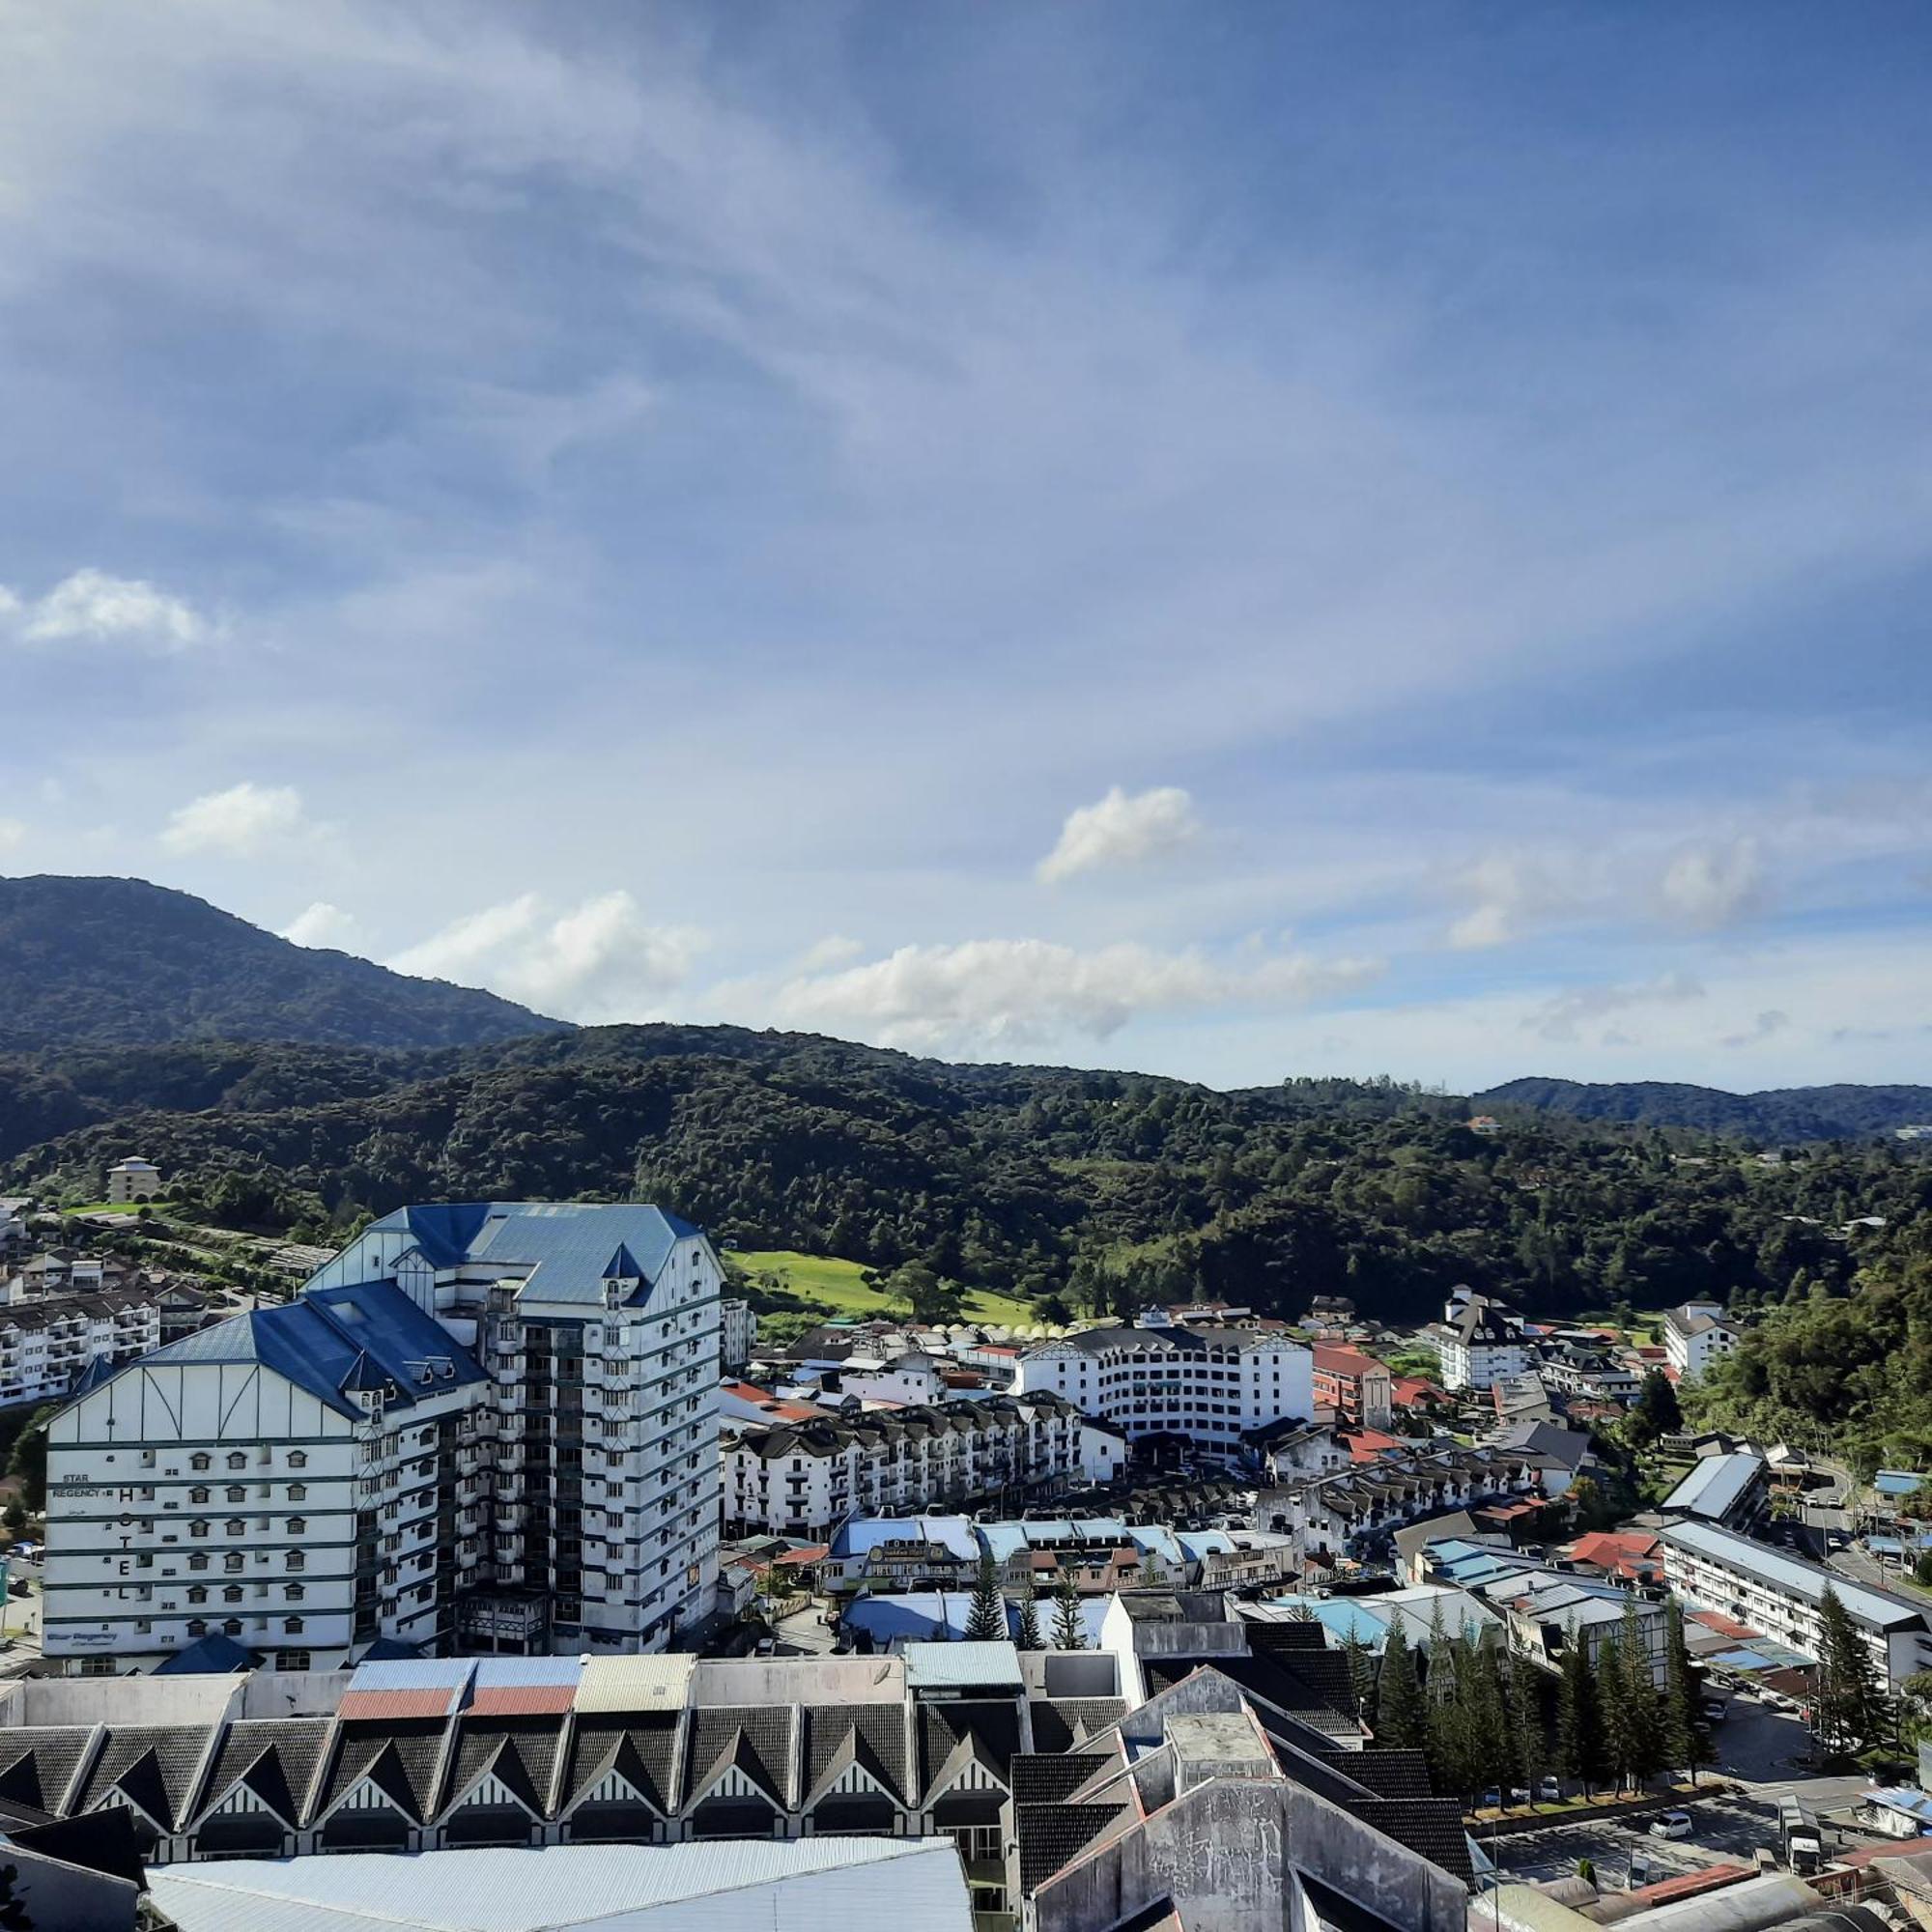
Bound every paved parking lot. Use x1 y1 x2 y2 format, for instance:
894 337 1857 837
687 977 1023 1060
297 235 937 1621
1490 1793 1785 1889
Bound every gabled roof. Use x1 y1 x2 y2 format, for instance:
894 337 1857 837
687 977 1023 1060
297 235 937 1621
355 1202 701 1306
0 1727 96 1816
563 1719 679 1815
125 1278 486 1420
683 1707 791 1810
198 1719 333 1830
72 1725 210 1833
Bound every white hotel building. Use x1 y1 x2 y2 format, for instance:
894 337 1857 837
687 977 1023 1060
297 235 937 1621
43 1202 722 1674
1012 1313 1314 1453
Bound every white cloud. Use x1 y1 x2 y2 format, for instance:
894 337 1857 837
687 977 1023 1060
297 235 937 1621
1445 853 1579 950
281 901 361 951
1037 786 1203 884
390 891 702 1023
1521 971 1706 1045
8 569 208 650
1658 837 1766 930
0 818 24 854
765 935 1381 1054
796 933 865 972
160 782 306 857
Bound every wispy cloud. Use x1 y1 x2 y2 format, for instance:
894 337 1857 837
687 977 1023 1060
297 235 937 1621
281 901 362 951
1521 971 1707 1045
1037 785 1203 884
2 569 208 651
160 783 306 857
765 935 1381 1054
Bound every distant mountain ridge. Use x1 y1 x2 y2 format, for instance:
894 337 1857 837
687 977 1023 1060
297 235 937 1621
0 875 569 1051
1475 1076 1932 1140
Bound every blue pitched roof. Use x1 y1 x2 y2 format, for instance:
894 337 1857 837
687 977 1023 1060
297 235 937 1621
134 1278 487 1419
357 1202 701 1305
830 1517 980 1563
154 1633 261 1676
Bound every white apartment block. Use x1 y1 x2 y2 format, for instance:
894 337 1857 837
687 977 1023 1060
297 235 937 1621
1012 1315 1314 1453
723 1392 1125 1539
106 1158 164 1205
1662 1299 1741 1381
1659 1517 1932 1690
1430 1296 1530 1392
44 1202 722 1675
719 1297 757 1371
0 1291 160 1408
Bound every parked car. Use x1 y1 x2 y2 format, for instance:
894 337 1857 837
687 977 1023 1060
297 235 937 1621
1650 1811 1694 1840
754 1634 777 1657
1538 1776 1561 1803
1480 1788 1501 1810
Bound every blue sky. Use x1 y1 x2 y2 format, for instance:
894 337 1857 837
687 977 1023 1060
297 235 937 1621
3 1 1930 1091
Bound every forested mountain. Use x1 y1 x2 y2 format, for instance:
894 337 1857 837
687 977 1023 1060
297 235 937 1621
1478 1076 1932 1140
5 1024 1926 1326
0 876 566 1051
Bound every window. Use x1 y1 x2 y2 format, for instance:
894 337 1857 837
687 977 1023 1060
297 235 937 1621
286 1517 306 1535
287 1583 305 1602
287 1484 306 1501
190 1454 211 1472
276 1649 311 1671
185 1619 208 1638
283 1616 304 1634
188 1552 209 1573
226 1486 246 1503
226 1452 247 1470
287 1451 306 1468
222 1619 242 1637
286 1552 305 1573
188 1486 209 1504
223 1586 242 1605
189 1520 210 1540
225 1554 244 1574
186 1586 208 1605
226 1519 246 1537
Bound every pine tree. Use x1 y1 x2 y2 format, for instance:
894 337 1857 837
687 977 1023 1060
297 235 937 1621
1015 1590 1044 1652
1507 1649 1547 1803
965 1553 1007 1643
1342 1630 1378 1723
1814 1583 1885 1764
1424 1605 1471 1798
1052 1571 1087 1650
1556 1625 1600 1795
1598 1630 1634 1791
1619 1595 1665 1788
1374 1615 1428 1751
1458 1638 1511 1799
1661 1599 1703 1783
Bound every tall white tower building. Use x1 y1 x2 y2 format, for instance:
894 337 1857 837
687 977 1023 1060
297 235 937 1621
43 1202 722 1673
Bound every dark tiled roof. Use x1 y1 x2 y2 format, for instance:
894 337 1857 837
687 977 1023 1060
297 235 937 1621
0 1727 95 1817
1027 1698 1125 1755
1143 1653 1358 1739
1341 1749 1433 1800
71 1725 209 1832
683 1706 792 1809
447 1720 562 1817
563 1717 678 1814
918 1700 1022 1802
1016 1799 1129 1891
1009 1750 1115 1806
1345 1797 1474 1882
801 1702 908 1807
319 1722 447 1824
199 1719 333 1828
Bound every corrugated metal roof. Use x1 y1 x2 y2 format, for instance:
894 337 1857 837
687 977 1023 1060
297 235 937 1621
903 1640 1023 1690
146 1836 971 1932
340 1658 474 1720
1662 1452 1764 1521
1662 1517 1929 1630
467 1659 581 1717
574 1655 694 1714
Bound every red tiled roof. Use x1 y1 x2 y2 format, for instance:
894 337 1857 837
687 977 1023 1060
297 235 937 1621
1390 1376 1447 1406
1688 1608 1757 1640
1565 1530 1661 1569
773 1544 829 1566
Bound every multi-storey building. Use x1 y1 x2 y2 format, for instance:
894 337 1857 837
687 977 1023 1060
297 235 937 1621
1659 1516 1932 1690
1662 1298 1741 1381
43 1201 722 1674
106 1158 164 1205
719 1297 757 1371
1310 1344 1393 1428
0 1290 160 1407
1429 1295 1529 1392
722 1392 1123 1538
1012 1314 1314 1454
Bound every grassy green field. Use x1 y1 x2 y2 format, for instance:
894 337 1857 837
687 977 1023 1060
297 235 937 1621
60 1200 173 1217
726 1249 1038 1329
